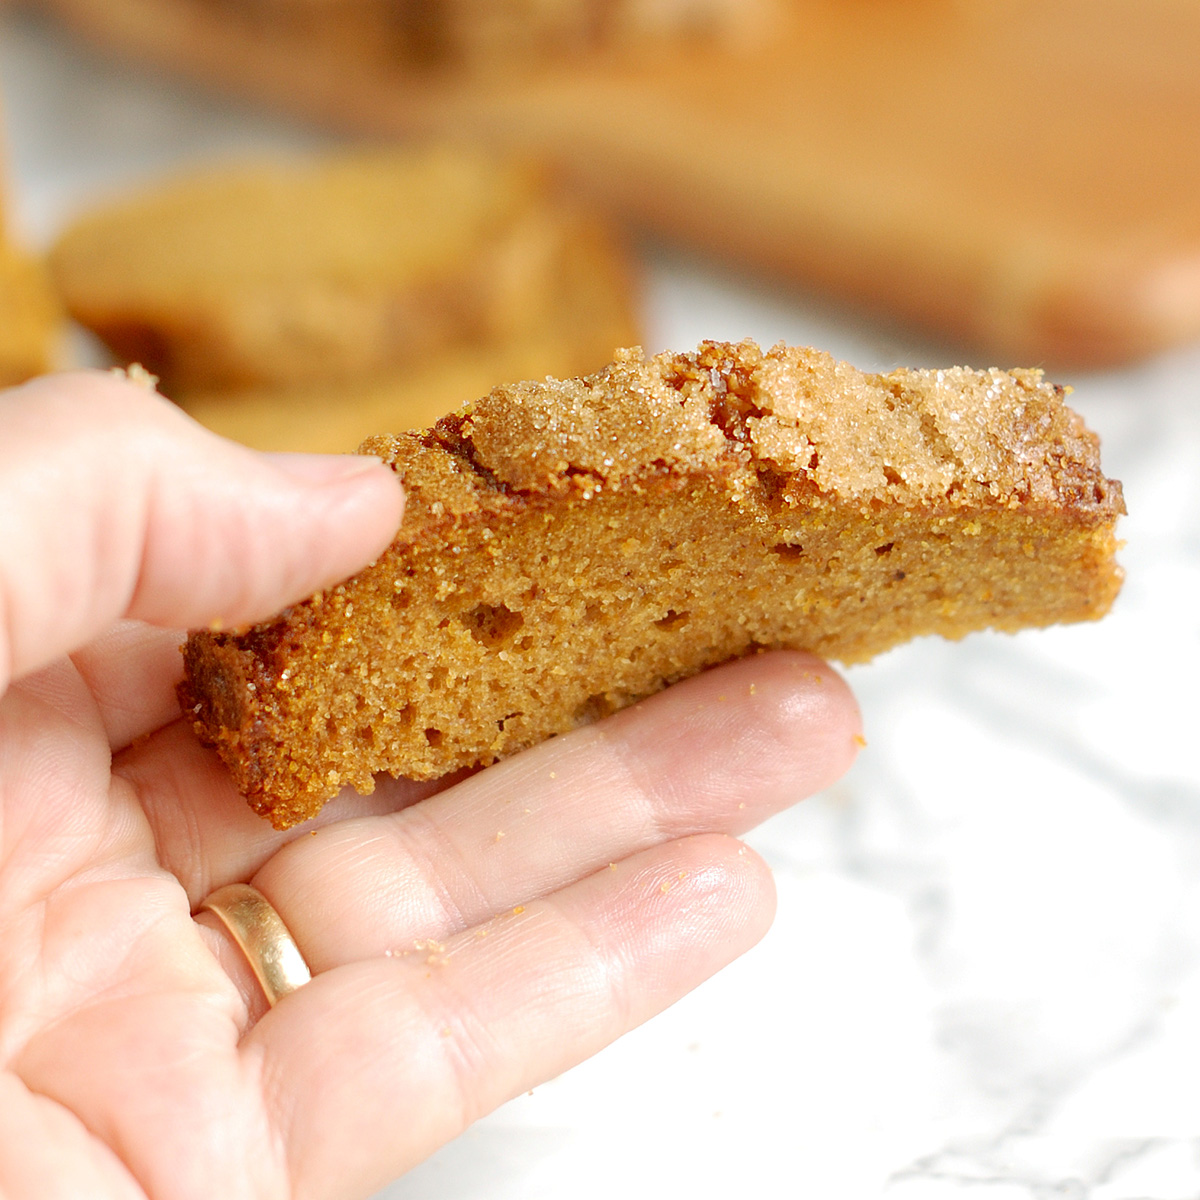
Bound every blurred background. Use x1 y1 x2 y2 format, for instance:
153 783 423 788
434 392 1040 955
2 2 1199 1196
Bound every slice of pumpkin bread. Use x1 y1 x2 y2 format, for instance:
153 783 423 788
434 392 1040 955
180 340 1124 829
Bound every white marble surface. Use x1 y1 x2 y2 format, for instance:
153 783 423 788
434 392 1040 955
4 12 1199 1197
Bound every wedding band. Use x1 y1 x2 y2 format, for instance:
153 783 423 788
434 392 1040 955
199 883 312 1007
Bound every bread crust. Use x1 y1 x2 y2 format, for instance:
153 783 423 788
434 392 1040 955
180 341 1124 829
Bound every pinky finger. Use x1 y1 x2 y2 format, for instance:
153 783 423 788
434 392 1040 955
247 832 775 1200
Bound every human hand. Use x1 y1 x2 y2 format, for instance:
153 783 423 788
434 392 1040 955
0 371 862 1199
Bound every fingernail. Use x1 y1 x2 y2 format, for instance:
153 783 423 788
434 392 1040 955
263 452 389 486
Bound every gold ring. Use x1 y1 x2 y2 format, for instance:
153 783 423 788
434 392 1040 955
199 883 312 1007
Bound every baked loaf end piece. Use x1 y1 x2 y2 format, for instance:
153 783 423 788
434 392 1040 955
180 341 1124 829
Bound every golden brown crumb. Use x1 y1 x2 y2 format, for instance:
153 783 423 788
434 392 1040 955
110 362 160 390
179 340 1124 829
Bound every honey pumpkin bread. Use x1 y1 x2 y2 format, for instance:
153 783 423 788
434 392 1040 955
180 340 1124 829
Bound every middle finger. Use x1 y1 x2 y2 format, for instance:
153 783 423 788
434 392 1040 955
250 651 860 972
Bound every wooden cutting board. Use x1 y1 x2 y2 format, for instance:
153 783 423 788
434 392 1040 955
34 0 1200 368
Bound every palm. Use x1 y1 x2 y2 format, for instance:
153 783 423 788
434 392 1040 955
2 627 286 1197
0 374 861 1200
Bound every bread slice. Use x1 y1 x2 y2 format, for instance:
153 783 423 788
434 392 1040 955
179 341 1125 829
49 147 638 395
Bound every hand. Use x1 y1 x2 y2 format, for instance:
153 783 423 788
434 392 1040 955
0 371 862 1200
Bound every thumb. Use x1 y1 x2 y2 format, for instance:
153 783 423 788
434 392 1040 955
0 371 404 694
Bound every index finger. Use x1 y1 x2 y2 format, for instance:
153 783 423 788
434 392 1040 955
0 371 403 698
